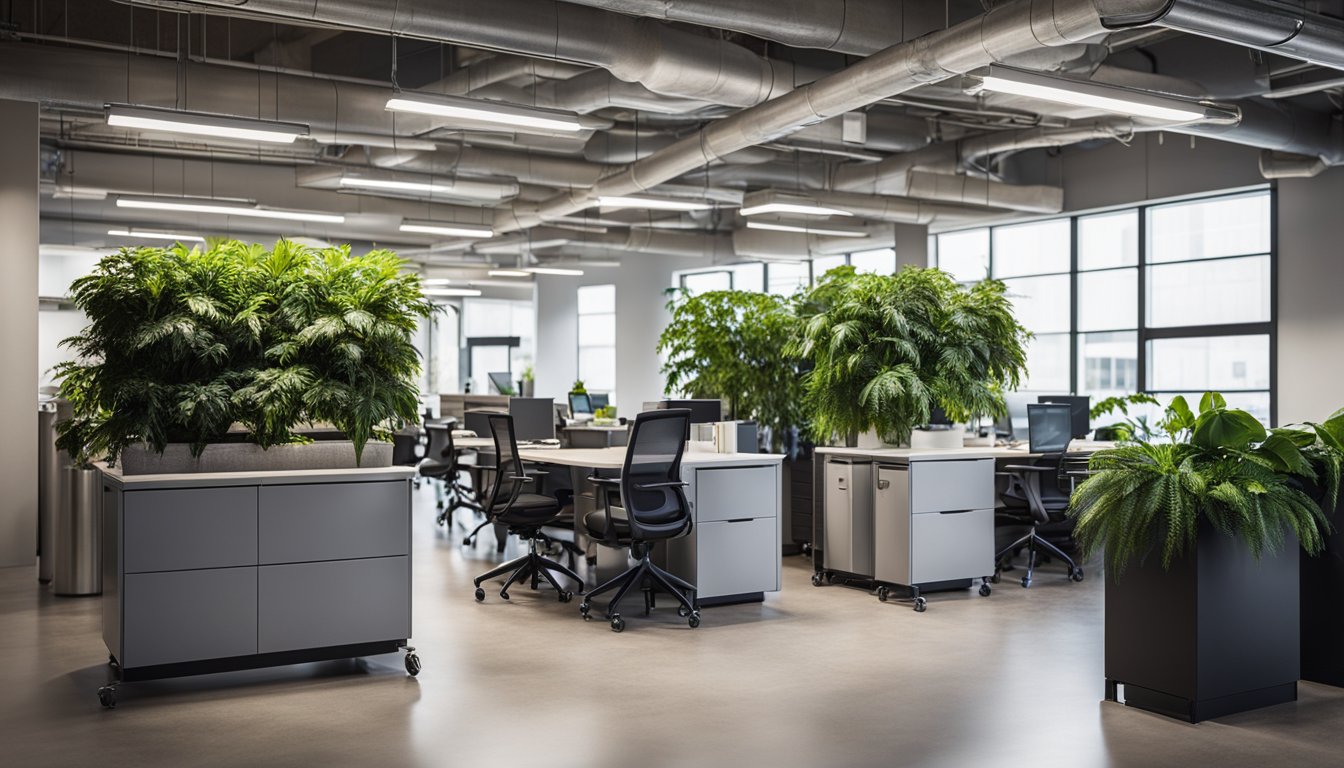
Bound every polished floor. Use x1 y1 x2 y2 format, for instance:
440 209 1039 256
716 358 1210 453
4 484 1342 768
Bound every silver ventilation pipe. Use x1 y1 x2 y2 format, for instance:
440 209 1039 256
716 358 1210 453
1259 151 1329 179
901 172 1064 214
431 54 590 96
472 227 733 258
123 0 801 107
368 146 615 189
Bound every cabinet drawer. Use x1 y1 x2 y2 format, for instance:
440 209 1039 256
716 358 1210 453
259 481 409 564
909 459 994 513
123 567 257 668
124 487 258 573
696 518 778 598
695 466 777 523
910 508 994 585
258 557 410 654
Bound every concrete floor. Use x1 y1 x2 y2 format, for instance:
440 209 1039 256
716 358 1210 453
4 483 1342 768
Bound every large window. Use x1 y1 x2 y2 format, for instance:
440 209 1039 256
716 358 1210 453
932 188 1275 423
676 248 899 299
577 284 616 402
462 298 535 394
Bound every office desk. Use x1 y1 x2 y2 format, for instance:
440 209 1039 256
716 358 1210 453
519 447 784 606
561 425 628 449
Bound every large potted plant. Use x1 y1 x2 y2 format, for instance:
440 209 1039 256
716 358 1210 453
790 266 1028 448
54 239 433 472
1071 393 1343 722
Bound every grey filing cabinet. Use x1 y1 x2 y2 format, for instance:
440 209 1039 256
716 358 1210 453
97 465 419 708
872 458 995 610
667 461 781 605
822 458 874 578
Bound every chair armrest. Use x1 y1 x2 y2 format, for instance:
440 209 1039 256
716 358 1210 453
633 481 690 490
586 475 621 486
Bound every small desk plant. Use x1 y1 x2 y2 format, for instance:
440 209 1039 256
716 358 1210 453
1070 392 1343 721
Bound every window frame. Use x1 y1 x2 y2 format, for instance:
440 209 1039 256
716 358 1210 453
576 283 617 400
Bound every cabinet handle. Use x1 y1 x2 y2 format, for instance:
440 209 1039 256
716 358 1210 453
939 509 973 515
877 479 890 490
724 518 754 524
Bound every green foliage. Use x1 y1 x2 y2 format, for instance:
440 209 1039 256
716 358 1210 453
1070 393 1343 574
521 365 534 383
789 266 1029 445
657 289 806 452
55 240 434 466
570 380 586 394
594 405 617 420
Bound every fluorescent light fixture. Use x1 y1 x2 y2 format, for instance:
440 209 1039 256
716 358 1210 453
597 195 713 212
116 196 345 224
746 221 869 238
739 190 852 218
107 228 205 243
385 92 585 133
488 270 532 278
339 175 516 201
106 104 309 144
475 238 569 254
399 220 494 238
420 278 454 286
524 266 585 276
974 65 1208 122
423 288 483 297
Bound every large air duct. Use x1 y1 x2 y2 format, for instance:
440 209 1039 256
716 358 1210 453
368 146 615 189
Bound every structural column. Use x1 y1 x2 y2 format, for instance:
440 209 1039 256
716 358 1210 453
0 99 39 568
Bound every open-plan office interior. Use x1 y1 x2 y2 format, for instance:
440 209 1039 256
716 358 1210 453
2 1 1344 766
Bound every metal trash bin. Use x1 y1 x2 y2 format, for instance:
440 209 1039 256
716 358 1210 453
54 465 101 596
37 398 72 585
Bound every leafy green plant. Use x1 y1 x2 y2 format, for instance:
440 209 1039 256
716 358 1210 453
657 289 805 451
570 379 586 394
1090 392 1162 441
1070 392 1344 574
789 266 1029 445
521 365 535 383
55 240 433 465
594 405 617 420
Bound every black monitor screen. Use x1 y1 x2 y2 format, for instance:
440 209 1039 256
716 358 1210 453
510 397 556 440
662 399 722 424
569 393 593 416
589 393 610 410
1038 395 1091 439
487 372 514 395
1028 404 1074 454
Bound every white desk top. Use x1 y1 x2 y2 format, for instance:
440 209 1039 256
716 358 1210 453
517 446 783 470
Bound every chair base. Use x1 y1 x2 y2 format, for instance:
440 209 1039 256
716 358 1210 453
473 538 585 602
994 527 1084 588
579 548 700 631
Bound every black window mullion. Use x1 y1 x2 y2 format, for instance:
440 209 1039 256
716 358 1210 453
1137 203 1149 394
1070 215 1079 394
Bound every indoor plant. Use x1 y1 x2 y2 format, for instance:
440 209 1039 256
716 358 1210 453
1070 392 1344 721
54 239 433 471
519 365 535 397
790 266 1028 447
1089 392 1161 442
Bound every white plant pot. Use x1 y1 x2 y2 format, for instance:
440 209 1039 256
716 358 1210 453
908 427 966 451
856 429 890 450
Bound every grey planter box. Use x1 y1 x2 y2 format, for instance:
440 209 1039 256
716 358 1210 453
119 440 393 475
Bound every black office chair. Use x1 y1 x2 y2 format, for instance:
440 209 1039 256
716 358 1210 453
472 414 585 603
579 409 700 633
419 423 485 529
995 404 1086 588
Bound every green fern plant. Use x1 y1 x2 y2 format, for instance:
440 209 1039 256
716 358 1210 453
1070 392 1344 574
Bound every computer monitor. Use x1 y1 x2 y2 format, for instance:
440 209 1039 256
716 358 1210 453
1038 395 1092 439
569 392 593 416
487 371 515 395
463 409 495 438
1027 404 1074 454
509 397 556 441
660 399 722 424
589 393 610 410
1000 391 1036 440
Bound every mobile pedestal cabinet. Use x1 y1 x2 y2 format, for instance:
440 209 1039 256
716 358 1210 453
96 464 419 708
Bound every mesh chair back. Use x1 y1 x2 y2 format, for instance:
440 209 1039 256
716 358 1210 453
621 409 692 540
486 413 523 510
424 424 453 463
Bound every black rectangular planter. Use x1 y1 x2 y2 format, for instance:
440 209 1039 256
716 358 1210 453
1301 495 1344 686
1105 527 1300 723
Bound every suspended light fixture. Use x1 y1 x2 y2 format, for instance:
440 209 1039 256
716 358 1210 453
385 92 586 133
596 195 713 212
116 196 345 224
970 65 1214 122
399 220 495 238
524 266 585 276
745 221 869 238
488 270 532 277
739 190 853 218
107 228 206 243
423 287 483 297
106 104 309 144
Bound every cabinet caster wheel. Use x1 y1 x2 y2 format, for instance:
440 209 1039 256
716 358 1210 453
876 586 890 603
688 612 701 629
990 573 1001 584
107 655 120 670
913 597 927 613
610 615 625 633
811 573 824 587
677 605 691 617
404 653 421 677
1070 567 1085 582
558 591 573 603
474 587 485 602
979 583 992 597
97 686 117 709
1021 576 1032 588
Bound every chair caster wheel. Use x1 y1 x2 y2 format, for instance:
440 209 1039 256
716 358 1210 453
979 583 992 597
404 652 422 677
474 587 485 602
580 602 591 619
98 686 117 709
1070 567 1085 582
811 573 824 587
558 591 573 603
876 586 890 603
1021 576 1032 588
500 591 510 601
677 606 691 618
688 612 701 629
107 655 120 671
913 597 927 613
610 614 625 633
463 536 475 547
990 573 1001 584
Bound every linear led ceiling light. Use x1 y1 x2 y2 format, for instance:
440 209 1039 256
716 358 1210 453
524 266 585 276
597 195 713 212
488 270 532 277
423 288 483 297
106 104 309 144
745 221 869 238
385 92 586 133
972 65 1210 122
116 196 345 224
339 175 517 201
399 220 494 238
107 228 205 243
739 190 853 218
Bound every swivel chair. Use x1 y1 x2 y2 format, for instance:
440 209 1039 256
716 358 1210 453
580 409 700 633
995 404 1086 588
472 414 585 603
419 423 485 529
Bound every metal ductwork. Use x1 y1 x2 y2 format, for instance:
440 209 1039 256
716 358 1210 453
473 226 733 258
432 54 591 96
732 226 901 259
368 146 615 189
125 0 801 107
1259 150 1329 179
900 171 1064 214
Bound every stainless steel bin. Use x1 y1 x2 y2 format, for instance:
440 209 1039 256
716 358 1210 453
37 399 72 585
54 465 102 596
